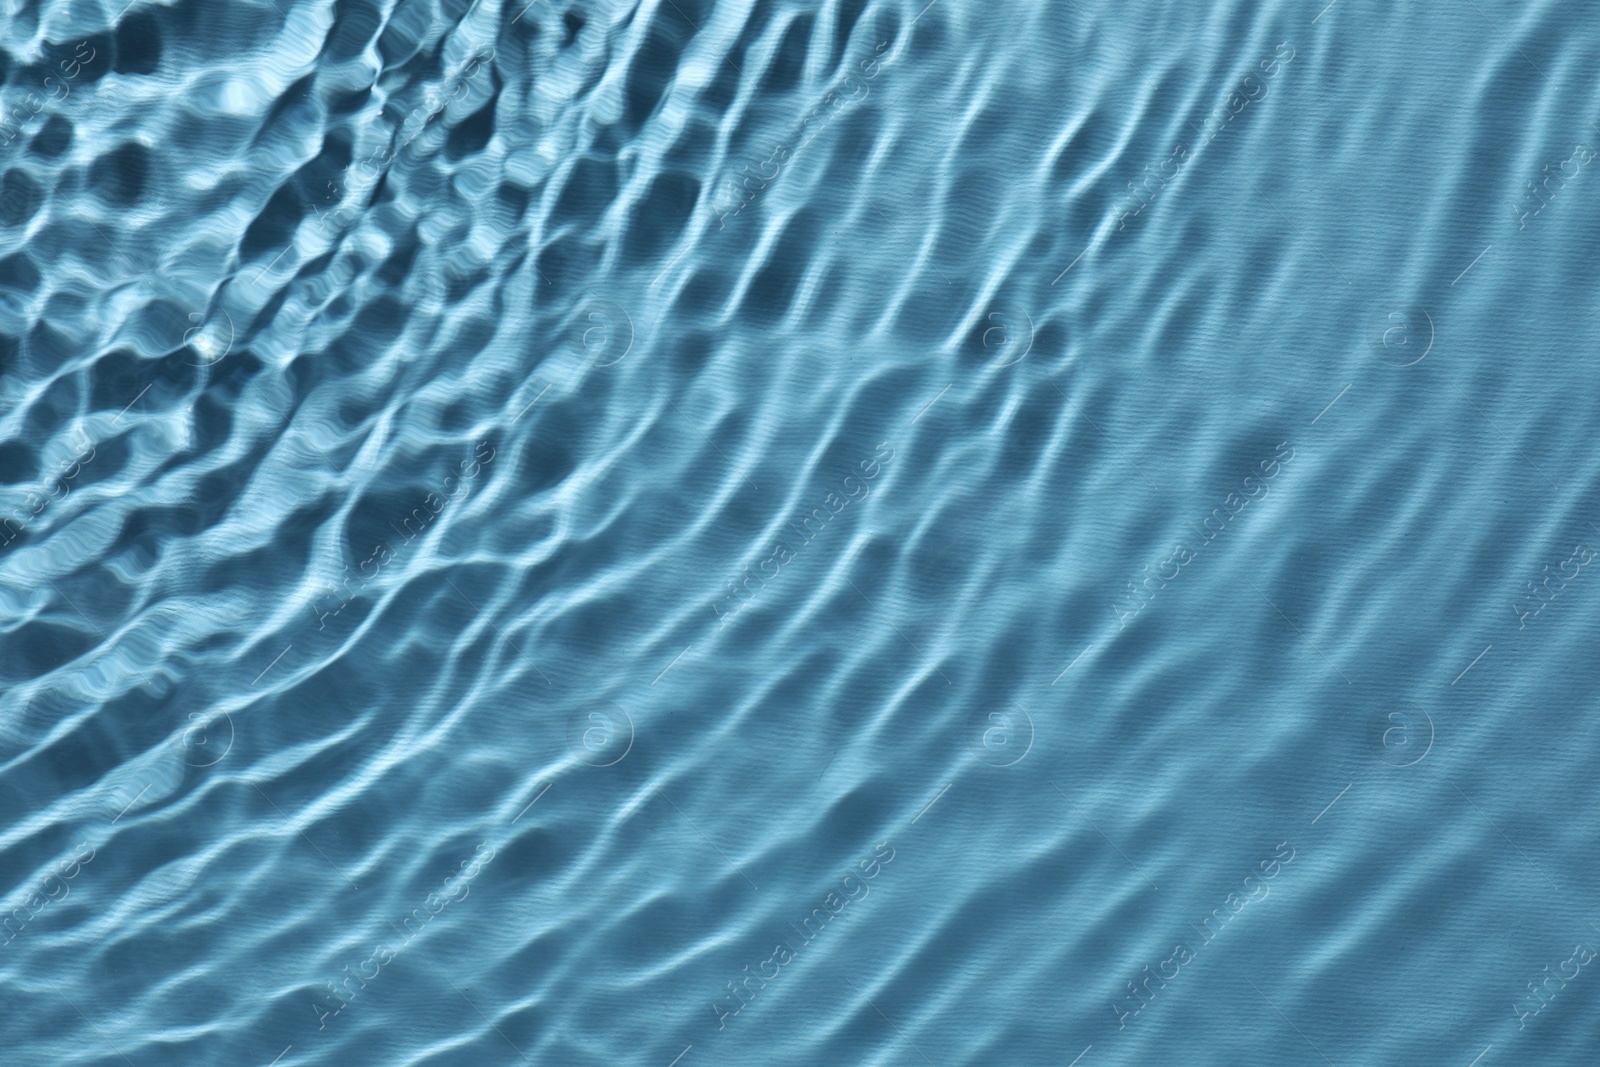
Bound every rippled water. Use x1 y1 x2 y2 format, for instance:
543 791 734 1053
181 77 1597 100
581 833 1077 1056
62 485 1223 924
4 0 1600 1064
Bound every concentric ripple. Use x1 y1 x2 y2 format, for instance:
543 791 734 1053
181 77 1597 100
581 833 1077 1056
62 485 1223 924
2 0 1599 1065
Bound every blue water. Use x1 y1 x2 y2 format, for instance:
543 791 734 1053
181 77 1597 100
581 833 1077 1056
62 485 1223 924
2 0 1598 1064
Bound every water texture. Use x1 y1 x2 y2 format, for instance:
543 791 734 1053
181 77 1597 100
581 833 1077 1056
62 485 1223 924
2 0 1598 1064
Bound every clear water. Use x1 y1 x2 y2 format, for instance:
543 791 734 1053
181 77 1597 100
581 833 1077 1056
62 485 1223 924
2 0 1597 1064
